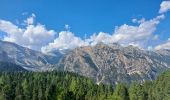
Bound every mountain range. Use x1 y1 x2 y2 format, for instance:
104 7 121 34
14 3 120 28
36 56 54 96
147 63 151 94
0 40 169 85
0 40 62 71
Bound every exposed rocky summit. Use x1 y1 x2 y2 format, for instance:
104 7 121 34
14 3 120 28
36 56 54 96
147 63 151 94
56 43 170 85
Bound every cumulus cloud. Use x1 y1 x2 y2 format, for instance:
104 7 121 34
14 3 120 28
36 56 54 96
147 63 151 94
132 18 145 23
41 14 164 52
155 39 170 50
0 13 166 52
112 15 164 46
87 32 113 46
0 14 56 50
0 20 23 42
84 15 164 48
41 31 88 53
159 1 170 13
153 1 170 50
24 13 36 25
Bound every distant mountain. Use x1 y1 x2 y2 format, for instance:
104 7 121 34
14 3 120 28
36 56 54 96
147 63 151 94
0 40 62 71
56 43 170 85
0 61 27 72
0 40 170 85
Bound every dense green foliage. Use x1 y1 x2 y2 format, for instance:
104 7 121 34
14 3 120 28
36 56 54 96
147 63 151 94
0 71 113 100
0 71 169 100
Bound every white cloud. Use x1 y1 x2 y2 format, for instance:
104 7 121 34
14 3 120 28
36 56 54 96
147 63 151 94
155 39 170 50
41 14 165 52
24 13 36 25
41 14 163 53
0 15 56 50
159 1 170 13
0 20 23 42
153 35 159 40
87 32 113 46
0 1 169 53
41 31 89 53
132 18 145 23
64 24 70 31
111 15 164 46
132 18 137 23
147 46 153 50
86 15 164 48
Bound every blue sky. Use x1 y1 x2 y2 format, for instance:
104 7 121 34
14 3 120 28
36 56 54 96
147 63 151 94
0 0 165 36
0 0 170 52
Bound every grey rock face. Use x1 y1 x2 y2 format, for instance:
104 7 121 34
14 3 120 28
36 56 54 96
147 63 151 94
56 43 170 85
0 40 62 71
0 61 27 72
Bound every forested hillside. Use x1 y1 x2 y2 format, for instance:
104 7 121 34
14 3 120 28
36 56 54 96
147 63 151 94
0 71 169 100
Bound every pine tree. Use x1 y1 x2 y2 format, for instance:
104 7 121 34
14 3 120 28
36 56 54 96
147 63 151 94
22 79 31 100
129 82 146 100
15 84 24 100
112 83 129 100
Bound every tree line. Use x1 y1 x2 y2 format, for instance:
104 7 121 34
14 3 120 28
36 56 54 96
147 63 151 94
0 71 169 100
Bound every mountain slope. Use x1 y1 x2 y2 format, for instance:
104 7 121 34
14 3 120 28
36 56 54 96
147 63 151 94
0 61 27 72
56 43 170 85
0 40 62 71
0 40 169 85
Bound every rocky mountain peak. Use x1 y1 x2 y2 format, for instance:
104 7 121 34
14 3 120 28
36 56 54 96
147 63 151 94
56 43 170 85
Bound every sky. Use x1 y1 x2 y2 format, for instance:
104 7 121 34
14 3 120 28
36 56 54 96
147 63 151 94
0 0 170 53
